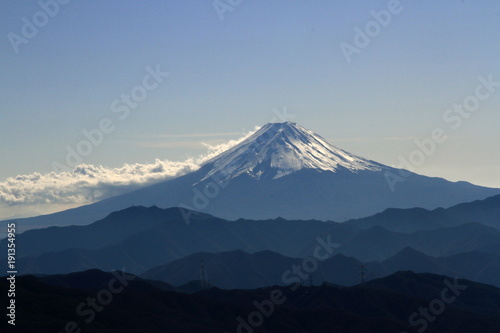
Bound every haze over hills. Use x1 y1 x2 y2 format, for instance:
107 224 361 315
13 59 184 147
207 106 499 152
446 194 500 227
141 247 500 290
3 204 500 277
141 250 373 289
3 122 500 232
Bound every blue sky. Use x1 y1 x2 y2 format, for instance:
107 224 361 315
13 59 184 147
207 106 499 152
0 1 499 218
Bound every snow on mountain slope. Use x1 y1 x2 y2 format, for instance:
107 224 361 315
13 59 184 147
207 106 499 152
201 122 383 181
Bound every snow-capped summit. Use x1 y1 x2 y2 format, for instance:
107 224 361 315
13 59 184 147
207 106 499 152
202 122 383 181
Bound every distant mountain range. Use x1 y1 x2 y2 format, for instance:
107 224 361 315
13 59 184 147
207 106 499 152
142 247 500 289
141 249 370 289
4 270 500 333
4 122 500 232
347 193 500 233
3 197 499 281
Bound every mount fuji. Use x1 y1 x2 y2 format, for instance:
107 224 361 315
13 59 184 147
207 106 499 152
201 122 383 182
7 122 500 229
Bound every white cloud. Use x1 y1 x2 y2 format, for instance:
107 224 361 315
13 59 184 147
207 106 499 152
0 159 198 206
197 126 259 164
0 128 259 218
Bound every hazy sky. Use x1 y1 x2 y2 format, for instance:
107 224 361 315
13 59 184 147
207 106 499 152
1 1 499 218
